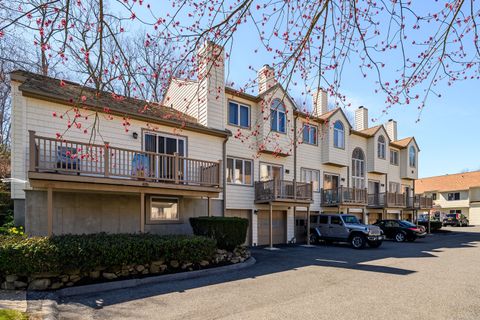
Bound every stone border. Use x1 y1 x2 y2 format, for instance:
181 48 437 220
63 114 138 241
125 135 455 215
56 256 256 298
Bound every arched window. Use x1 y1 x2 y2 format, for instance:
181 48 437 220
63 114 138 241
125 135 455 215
271 99 286 133
333 121 344 148
352 148 365 189
409 146 416 167
377 135 386 159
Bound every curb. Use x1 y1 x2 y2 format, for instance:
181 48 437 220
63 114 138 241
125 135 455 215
56 257 256 298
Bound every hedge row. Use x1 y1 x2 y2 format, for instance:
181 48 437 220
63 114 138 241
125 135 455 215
190 217 248 251
0 233 216 276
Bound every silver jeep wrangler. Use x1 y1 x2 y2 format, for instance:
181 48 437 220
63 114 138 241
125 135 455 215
310 214 384 249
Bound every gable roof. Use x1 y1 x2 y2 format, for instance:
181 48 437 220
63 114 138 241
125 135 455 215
10 70 230 137
317 108 353 128
390 137 419 151
356 125 382 137
416 171 480 193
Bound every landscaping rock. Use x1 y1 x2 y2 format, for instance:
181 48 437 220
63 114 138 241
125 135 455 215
60 275 69 283
151 260 165 266
199 260 210 267
5 275 18 282
66 282 74 287
50 282 63 290
231 257 240 264
69 275 81 283
181 263 193 270
170 260 179 268
136 265 145 272
14 281 27 289
89 271 100 279
102 272 117 280
1 281 15 290
28 279 51 291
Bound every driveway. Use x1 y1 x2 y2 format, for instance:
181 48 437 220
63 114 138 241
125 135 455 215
58 226 480 320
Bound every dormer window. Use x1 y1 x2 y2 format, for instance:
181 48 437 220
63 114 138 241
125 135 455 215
409 146 416 167
377 135 386 159
333 120 344 149
271 99 286 133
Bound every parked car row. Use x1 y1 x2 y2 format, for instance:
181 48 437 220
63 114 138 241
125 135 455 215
309 214 427 249
442 213 469 227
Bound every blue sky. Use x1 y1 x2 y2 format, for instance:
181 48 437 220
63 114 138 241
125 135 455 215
114 1 480 178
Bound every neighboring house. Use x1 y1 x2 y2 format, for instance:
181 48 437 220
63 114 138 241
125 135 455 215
416 171 480 225
10 41 432 245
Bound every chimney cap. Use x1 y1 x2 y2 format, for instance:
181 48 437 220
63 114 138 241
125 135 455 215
388 119 395 122
358 106 364 109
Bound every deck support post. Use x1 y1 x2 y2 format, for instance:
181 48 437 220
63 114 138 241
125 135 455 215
306 206 311 245
47 187 53 236
269 203 273 249
140 192 145 233
207 197 211 217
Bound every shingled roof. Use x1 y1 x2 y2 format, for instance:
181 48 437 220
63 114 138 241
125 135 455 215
416 171 480 193
10 70 229 137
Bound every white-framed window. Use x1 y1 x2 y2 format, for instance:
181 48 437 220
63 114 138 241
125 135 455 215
447 192 460 201
149 197 179 222
333 120 344 149
389 182 401 193
228 101 250 128
409 146 416 167
259 163 283 181
302 123 317 145
271 99 286 133
352 148 365 189
301 168 320 192
390 149 399 165
377 135 386 159
226 157 253 185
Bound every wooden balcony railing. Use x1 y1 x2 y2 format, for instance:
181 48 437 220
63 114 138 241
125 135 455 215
407 195 433 209
29 131 221 187
368 192 406 207
321 187 367 206
254 179 313 203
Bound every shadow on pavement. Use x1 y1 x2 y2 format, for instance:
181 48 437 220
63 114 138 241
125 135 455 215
57 229 480 310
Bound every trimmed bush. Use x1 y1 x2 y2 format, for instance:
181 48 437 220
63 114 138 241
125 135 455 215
189 216 248 250
0 233 216 276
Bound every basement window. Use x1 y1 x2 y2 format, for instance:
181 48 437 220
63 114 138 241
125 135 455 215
149 197 179 222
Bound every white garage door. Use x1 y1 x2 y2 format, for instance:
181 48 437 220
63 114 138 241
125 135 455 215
469 205 480 226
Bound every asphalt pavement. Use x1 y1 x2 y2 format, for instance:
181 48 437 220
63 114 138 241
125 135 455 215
57 226 480 320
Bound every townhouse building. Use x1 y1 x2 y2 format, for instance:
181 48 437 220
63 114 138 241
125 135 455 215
416 171 480 225
10 41 432 246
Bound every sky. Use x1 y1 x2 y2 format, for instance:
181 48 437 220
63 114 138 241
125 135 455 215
112 1 480 178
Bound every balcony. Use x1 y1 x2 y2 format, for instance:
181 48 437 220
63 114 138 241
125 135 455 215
321 187 367 206
254 179 313 204
28 132 222 194
368 192 406 208
406 195 433 209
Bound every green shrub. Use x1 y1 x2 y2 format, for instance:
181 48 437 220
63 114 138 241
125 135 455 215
189 216 248 250
0 233 216 276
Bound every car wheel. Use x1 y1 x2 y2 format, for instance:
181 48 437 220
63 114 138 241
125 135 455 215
368 241 382 248
309 234 318 244
350 234 366 249
394 232 406 242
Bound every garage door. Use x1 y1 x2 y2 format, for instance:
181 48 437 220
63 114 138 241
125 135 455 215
469 205 480 226
225 209 252 246
294 211 307 244
258 210 286 246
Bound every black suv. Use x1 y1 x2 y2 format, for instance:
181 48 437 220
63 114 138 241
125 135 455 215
443 213 469 227
373 220 426 242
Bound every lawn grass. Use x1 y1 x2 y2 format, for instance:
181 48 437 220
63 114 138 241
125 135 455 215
0 309 28 320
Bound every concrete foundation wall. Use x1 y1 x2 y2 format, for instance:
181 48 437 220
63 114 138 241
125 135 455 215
25 190 223 236
13 199 25 227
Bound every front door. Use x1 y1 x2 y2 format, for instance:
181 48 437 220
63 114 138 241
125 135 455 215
369 180 380 205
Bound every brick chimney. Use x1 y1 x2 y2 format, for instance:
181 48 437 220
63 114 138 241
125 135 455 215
354 106 368 131
197 41 225 130
258 65 276 94
312 88 328 116
385 119 397 141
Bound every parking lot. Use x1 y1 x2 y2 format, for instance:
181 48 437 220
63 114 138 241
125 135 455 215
58 226 480 320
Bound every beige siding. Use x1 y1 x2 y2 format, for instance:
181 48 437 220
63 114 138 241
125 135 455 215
11 88 224 200
321 111 349 166
163 79 200 119
400 141 418 180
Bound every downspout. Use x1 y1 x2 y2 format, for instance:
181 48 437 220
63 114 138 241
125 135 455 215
222 134 229 216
